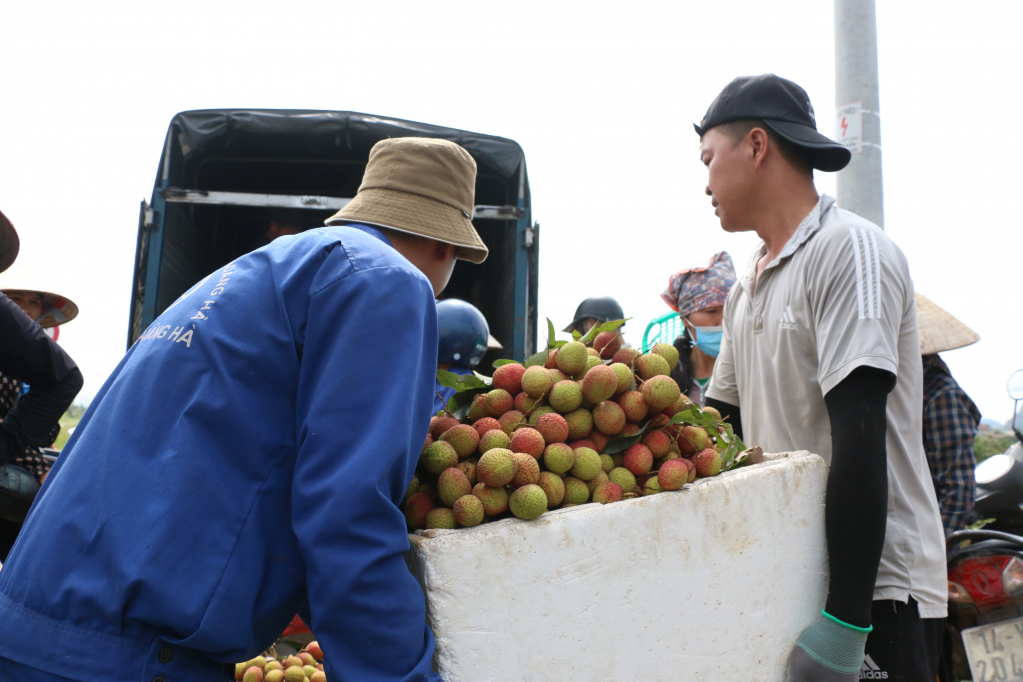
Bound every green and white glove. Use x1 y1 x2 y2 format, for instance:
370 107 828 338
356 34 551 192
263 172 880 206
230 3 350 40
786 611 870 682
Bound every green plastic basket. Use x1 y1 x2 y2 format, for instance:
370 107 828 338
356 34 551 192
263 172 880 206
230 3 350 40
641 311 683 352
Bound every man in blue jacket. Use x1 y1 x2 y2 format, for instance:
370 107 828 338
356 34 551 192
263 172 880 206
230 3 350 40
0 137 488 682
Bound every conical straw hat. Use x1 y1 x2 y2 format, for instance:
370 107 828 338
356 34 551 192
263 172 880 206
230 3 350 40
916 293 979 355
0 262 79 328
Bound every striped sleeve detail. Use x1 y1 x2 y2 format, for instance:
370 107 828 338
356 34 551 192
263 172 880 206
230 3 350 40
847 227 882 320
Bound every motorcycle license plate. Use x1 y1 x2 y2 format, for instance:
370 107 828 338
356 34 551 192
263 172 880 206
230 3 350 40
963 616 1023 681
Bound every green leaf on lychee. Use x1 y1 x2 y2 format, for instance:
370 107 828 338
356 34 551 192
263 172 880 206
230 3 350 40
603 420 653 454
524 350 549 368
471 371 493 387
437 370 463 389
546 318 557 351
579 317 631 346
572 329 582 341
493 359 519 368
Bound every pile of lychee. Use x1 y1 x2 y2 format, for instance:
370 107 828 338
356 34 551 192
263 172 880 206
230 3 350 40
234 642 324 682
405 325 746 531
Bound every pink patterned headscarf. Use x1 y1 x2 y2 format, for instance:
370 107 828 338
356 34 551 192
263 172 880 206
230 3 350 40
660 252 737 318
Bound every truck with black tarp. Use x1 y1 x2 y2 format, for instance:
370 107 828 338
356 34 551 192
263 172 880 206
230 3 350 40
128 110 539 363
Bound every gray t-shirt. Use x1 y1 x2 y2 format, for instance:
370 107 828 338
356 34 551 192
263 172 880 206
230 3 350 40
707 195 947 618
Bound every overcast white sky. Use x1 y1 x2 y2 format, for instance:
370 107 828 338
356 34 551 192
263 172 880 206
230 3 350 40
0 1 1020 422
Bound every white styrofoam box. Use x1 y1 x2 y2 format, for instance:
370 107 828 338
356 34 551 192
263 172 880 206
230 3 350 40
405 451 828 682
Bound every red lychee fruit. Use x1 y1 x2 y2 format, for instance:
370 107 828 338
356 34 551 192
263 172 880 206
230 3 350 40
477 448 518 487
622 424 641 437
474 417 502 438
421 440 458 475
404 493 435 530
298 653 316 666
612 347 639 367
430 415 460 439
548 368 569 383
438 468 473 507
641 374 681 411
528 405 556 426
452 494 485 526
484 389 514 417
592 481 624 504
478 429 511 455
599 454 614 474
564 408 594 441
662 393 693 418
492 363 525 395
549 380 583 413
509 484 549 520
472 482 510 515
544 442 576 474
593 331 623 359
703 405 722 420
441 424 480 459
556 341 589 375
693 448 722 477
310 672 327 682
243 667 264 682
618 390 649 423
589 430 612 453
568 439 596 451
456 460 477 486
587 470 610 494
521 365 554 398
563 476 591 504
509 427 546 460
543 348 559 369
581 364 619 404
417 482 438 503
609 362 634 395
265 669 285 682
570 447 603 481
535 412 569 444
650 342 680 371
498 410 525 434
422 433 433 456
643 430 672 457
511 452 542 487
679 425 710 455
658 459 689 490
514 392 542 414
635 353 671 380
587 347 600 357
623 444 654 476
537 471 566 508
305 642 323 661
468 394 488 422
425 508 457 529
592 400 626 436
608 467 637 491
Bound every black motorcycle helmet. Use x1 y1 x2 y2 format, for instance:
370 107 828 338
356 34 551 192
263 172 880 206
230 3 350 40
437 299 490 368
564 296 625 333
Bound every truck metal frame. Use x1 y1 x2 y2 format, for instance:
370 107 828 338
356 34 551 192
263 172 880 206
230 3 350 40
130 110 539 364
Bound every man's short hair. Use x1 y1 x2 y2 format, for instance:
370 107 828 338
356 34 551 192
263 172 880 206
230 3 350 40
714 119 813 176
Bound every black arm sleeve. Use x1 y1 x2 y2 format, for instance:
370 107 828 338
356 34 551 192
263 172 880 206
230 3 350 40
0 294 83 466
822 365 892 628
705 397 742 441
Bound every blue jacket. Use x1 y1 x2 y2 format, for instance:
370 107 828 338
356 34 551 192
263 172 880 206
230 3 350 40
0 225 441 682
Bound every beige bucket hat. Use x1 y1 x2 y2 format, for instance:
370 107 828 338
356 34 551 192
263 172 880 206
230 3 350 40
916 293 979 355
326 137 488 264
0 209 20 274
0 262 79 328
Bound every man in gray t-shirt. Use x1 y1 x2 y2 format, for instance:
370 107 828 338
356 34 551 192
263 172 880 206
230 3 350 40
696 75 947 681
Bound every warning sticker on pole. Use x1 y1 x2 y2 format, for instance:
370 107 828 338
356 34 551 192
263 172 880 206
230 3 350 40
836 103 863 153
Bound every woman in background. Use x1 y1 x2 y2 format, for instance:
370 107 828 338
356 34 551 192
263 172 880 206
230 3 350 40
659 252 737 403
0 210 82 562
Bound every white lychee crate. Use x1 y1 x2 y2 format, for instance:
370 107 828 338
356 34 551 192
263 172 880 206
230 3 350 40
404 451 828 682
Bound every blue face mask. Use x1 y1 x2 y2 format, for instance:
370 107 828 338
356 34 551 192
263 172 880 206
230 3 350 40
693 326 723 358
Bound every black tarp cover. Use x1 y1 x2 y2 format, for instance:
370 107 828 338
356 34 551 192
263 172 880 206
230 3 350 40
164 109 526 181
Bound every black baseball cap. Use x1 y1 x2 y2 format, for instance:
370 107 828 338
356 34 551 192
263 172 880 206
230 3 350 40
695 74 851 172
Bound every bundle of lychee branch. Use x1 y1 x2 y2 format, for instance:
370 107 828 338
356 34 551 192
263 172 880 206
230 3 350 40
404 318 762 531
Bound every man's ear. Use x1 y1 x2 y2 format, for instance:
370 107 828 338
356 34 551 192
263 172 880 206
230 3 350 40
435 241 456 262
749 127 769 169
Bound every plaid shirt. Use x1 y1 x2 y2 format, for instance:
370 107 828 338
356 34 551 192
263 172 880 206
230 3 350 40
922 354 980 534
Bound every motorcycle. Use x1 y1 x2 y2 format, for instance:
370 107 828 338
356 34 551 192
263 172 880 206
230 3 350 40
943 369 1023 681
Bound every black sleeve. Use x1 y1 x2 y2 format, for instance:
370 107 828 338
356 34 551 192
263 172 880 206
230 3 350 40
822 365 892 628
705 397 742 441
0 294 83 467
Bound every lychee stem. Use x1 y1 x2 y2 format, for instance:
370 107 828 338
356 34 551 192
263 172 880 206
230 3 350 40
434 391 455 417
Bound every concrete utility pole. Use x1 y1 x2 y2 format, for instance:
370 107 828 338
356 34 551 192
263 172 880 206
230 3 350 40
834 0 884 230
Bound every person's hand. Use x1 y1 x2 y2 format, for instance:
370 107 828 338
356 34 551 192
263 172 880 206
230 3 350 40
38 469 48 485
786 612 869 682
